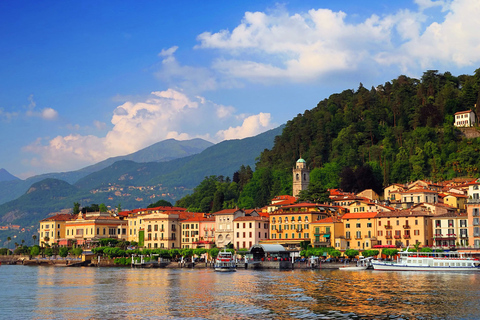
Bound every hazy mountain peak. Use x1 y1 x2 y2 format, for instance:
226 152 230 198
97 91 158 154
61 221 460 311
0 168 19 182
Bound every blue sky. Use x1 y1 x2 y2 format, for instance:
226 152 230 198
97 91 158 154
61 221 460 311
1 0 479 179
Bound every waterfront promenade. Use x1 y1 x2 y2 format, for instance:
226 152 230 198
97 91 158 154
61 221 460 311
0 254 347 269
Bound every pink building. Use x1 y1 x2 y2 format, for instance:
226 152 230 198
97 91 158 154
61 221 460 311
233 216 269 250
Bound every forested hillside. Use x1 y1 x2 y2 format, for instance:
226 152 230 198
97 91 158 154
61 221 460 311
177 70 480 212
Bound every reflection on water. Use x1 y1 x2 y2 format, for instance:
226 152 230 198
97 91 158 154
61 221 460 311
1 265 479 319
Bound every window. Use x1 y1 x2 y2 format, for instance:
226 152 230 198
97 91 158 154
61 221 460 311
356 223 361 228
356 231 362 239
249 223 252 228
378 230 383 236
367 223 372 228
346 223 350 228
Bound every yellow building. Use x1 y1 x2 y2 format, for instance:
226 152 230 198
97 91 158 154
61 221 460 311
39 213 72 247
443 194 467 211
342 212 378 251
123 206 188 247
64 211 127 246
267 203 342 250
383 183 406 202
310 216 344 249
143 212 181 249
375 210 434 248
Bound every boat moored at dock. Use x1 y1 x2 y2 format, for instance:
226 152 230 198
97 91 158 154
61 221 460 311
214 249 236 272
372 250 480 271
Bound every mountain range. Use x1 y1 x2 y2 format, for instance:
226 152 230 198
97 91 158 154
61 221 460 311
0 138 214 205
0 125 283 229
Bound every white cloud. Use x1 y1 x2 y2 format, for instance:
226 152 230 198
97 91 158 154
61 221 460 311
24 95 59 120
41 108 58 120
196 7 395 83
155 46 218 93
215 113 273 141
376 0 480 71
23 89 272 172
193 0 480 82
216 104 235 118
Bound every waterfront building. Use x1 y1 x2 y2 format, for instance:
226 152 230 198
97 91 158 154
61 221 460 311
310 216 344 249
234 216 269 249
64 211 127 246
432 212 468 248
341 212 378 251
375 210 433 248
181 214 216 249
142 211 181 249
214 208 257 248
267 203 341 250
39 213 72 247
292 158 310 198
124 206 187 247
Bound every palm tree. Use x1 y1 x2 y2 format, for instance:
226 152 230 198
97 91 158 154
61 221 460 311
32 234 37 246
413 241 421 253
7 236 11 250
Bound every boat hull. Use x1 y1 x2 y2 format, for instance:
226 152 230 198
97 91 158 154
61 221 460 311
372 263 480 272
214 266 236 272
339 266 368 271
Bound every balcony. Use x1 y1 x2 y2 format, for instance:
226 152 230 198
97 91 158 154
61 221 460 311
385 225 392 229
467 198 480 204
386 235 392 239
460 234 468 238
394 235 401 239
403 234 411 239
277 229 283 233
403 225 410 229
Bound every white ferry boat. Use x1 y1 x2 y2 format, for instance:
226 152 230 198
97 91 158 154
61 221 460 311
214 249 236 272
372 250 480 271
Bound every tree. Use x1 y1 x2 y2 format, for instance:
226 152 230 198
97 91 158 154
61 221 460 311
6 237 11 250
32 235 37 246
147 199 173 208
99 203 108 212
208 248 219 260
59 247 69 258
413 241 421 252
30 246 40 257
345 249 359 259
73 202 80 215
297 180 330 203
45 247 53 257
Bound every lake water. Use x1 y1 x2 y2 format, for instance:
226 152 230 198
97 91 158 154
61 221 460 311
1 265 479 319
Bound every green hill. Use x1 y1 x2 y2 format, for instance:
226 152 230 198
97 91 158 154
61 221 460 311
0 178 81 227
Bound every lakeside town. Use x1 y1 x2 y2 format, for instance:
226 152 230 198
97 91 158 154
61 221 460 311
0 109 479 267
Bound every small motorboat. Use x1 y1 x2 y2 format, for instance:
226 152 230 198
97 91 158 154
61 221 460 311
339 257 373 271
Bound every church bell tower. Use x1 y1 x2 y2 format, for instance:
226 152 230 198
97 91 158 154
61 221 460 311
293 158 310 198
